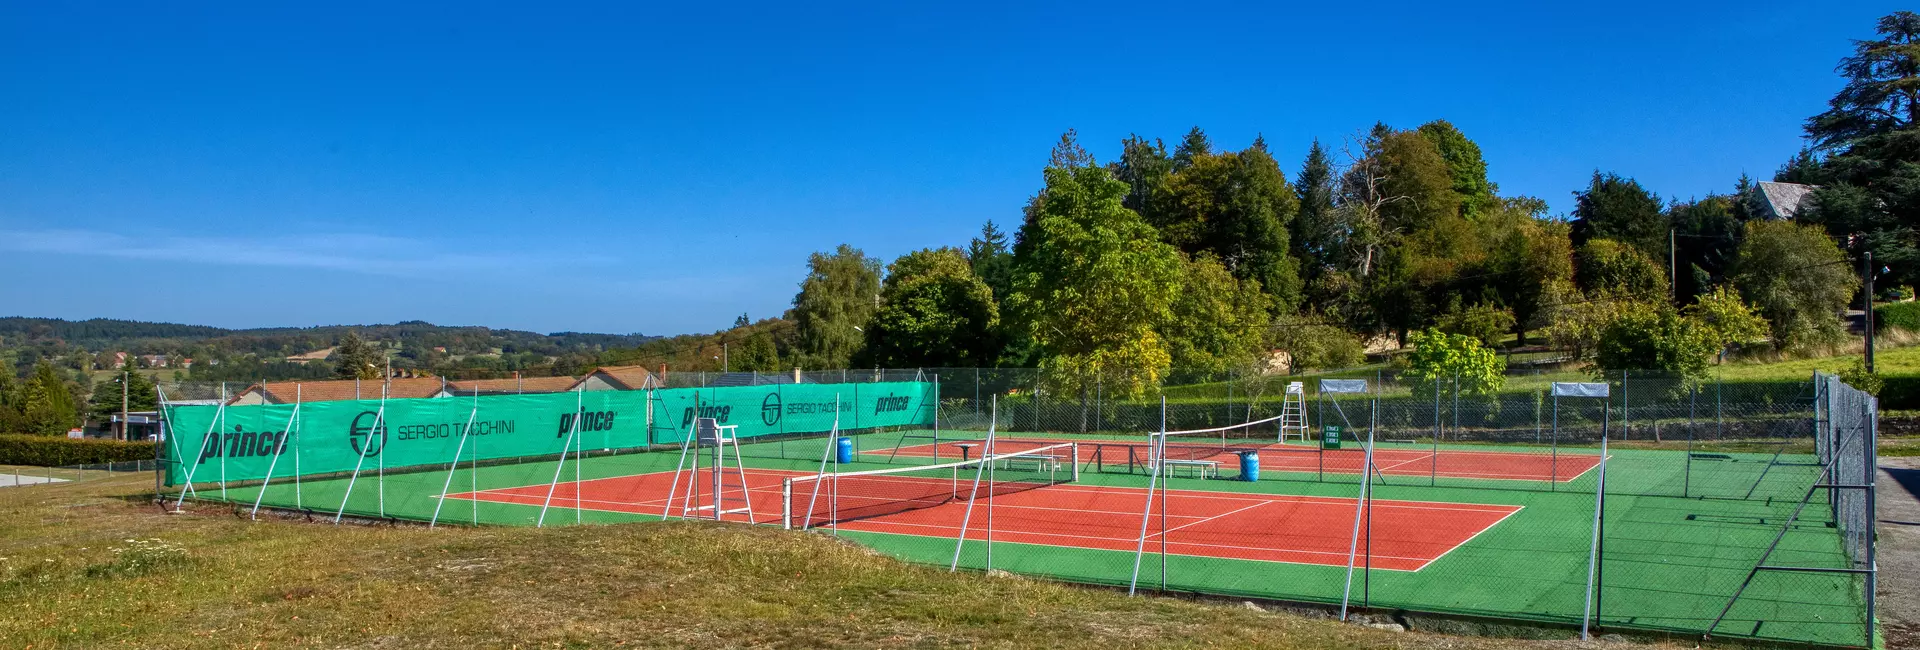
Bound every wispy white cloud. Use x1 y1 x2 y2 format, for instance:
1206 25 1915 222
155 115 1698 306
0 228 617 277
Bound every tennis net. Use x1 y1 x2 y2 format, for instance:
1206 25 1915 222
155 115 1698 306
1148 414 1292 464
782 441 1078 530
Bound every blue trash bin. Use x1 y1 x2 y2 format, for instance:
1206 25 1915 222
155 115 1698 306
836 437 854 464
1237 450 1260 481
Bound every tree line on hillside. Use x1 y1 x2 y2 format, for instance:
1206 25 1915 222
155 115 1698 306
0 319 656 435
604 12 1919 398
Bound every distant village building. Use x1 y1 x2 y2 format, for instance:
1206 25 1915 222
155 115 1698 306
1755 181 1818 220
227 377 451 405
576 365 661 391
447 375 581 396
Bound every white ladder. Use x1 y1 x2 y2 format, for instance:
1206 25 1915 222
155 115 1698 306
1279 382 1309 442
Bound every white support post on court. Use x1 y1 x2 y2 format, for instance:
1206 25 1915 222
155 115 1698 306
332 392 388 524
1128 396 1167 595
1339 407 1377 621
800 395 842 531
377 383 389 518
662 392 704 521
574 386 583 525
218 383 228 499
1315 378 1371 621
950 396 998 571
781 478 794 530
155 387 198 506
537 385 585 528
471 385 480 525
1583 432 1609 639
429 389 481 529
248 397 302 519
292 385 303 510
1548 380 1613 641
171 392 229 511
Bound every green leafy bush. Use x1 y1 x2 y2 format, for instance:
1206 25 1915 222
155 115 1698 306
1593 308 1716 385
1839 358 1884 396
1874 301 1920 333
1400 328 1506 396
1436 301 1516 348
1269 312 1365 373
0 434 155 467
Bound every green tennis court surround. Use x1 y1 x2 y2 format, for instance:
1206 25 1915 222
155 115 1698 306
158 370 1876 649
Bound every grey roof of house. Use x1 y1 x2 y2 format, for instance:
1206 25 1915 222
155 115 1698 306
1757 181 1818 220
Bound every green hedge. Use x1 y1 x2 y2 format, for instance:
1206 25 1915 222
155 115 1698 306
1875 301 1920 333
0 434 156 467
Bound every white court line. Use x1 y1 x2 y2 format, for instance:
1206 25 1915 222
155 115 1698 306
843 517 1442 570
1146 500 1273 539
1406 502 1528 571
450 468 1521 572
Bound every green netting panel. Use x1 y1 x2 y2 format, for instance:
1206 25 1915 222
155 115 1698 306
162 390 653 486
647 381 935 444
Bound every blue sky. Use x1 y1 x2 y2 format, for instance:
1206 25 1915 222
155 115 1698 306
0 2 1902 336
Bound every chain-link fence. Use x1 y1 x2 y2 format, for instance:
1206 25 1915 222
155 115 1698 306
919 368 1818 501
0 459 160 488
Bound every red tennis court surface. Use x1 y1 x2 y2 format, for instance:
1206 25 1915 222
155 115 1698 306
876 439 1603 482
446 469 1522 571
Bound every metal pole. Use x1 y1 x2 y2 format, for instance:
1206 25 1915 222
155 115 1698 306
1865 396 1879 647
1685 385 1696 498
119 371 129 441
294 385 303 510
1866 251 1876 373
950 395 993 571
430 397 480 528
1582 408 1607 640
248 400 299 519
1127 396 1166 595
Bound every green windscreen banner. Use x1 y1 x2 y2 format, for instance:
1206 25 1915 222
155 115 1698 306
161 381 934 486
647 381 935 444
161 390 650 487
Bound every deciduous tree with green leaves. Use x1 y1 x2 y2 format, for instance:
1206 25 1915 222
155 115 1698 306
1575 238 1666 297
791 244 883 369
1416 120 1494 220
857 248 1002 368
1731 220 1856 350
1163 253 1271 373
1401 328 1505 397
1682 286 1769 361
1481 198 1573 345
1593 307 1716 385
1008 164 1184 397
1267 311 1364 374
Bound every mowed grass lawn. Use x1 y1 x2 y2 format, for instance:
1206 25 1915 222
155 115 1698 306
0 474 1739 650
1715 342 1920 380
